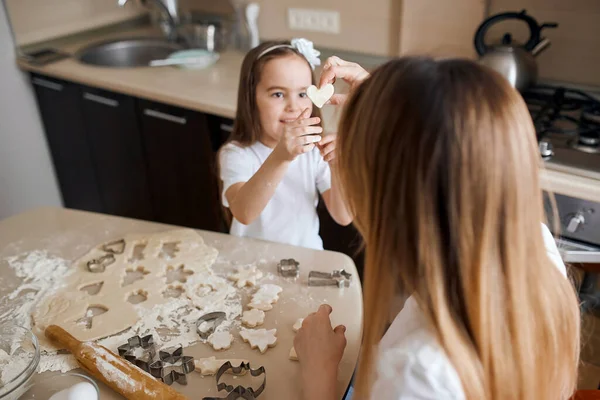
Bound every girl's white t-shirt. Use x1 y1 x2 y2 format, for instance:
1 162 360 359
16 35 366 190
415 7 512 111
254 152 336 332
219 141 331 250
372 224 567 399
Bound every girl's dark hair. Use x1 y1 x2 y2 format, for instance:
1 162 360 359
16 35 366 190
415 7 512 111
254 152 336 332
227 40 322 147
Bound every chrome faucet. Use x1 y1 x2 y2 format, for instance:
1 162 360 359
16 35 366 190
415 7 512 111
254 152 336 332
118 0 179 41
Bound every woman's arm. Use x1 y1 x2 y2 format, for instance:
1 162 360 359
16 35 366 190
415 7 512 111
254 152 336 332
318 133 353 226
322 164 353 226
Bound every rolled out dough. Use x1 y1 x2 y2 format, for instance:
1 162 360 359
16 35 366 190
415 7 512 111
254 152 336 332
32 229 219 342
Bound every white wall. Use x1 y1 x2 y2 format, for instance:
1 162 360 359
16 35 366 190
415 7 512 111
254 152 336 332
0 1 62 219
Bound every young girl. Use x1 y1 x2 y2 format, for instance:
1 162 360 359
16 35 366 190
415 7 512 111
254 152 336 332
219 39 352 249
294 57 581 399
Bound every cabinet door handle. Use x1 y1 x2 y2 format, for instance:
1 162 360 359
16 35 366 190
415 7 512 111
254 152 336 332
32 77 63 91
144 109 187 125
219 123 234 132
83 92 119 107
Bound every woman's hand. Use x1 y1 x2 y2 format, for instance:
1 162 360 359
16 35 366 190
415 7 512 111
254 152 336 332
294 304 346 399
319 56 370 106
274 108 323 162
317 134 337 164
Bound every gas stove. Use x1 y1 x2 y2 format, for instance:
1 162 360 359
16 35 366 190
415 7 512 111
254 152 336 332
523 84 600 180
528 84 600 311
524 84 600 268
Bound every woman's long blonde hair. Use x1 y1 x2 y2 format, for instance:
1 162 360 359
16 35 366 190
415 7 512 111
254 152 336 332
337 57 581 399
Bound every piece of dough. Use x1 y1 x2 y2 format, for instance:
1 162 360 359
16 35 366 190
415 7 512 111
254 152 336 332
208 331 234 351
306 84 335 109
293 318 304 332
239 328 277 353
31 229 219 343
228 265 264 288
241 309 265 328
247 284 282 311
194 356 249 376
289 347 298 361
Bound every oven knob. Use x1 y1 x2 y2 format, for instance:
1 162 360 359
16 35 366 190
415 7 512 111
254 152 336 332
566 212 585 233
539 141 554 160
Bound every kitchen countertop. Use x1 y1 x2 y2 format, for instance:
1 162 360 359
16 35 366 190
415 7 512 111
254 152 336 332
15 25 600 203
0 207 363 399
15 23 343 133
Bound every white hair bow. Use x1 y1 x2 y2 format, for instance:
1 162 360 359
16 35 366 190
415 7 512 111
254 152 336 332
290 38 321 70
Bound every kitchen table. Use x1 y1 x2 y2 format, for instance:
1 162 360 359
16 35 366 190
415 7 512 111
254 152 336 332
0 207 363 399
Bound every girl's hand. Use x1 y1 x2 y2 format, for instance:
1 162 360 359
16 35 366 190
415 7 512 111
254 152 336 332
319 56 370 106
274 108 323 162
294 305 346 384
318 134 337 164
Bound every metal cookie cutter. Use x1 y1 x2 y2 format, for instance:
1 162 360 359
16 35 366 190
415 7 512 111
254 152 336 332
101 238 125 254
149 346 195 385
86 254 115 273
277 258 300 278
117 334 156 372
308 269 352 288
202 361 266 400
197 311 226 339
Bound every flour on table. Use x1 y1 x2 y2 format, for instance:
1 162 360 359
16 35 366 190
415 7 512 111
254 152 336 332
241 309 265 328
228 265 263 288
0 229 245 374
194 356 249 376
239 328 277 353
0 250 74 374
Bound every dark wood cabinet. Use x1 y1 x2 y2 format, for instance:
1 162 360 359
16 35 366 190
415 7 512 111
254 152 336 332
80 86 153 220
205 114 234 153
31 75 103 213
138 99 223 232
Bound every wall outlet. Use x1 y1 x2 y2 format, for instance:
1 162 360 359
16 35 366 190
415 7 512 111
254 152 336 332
287 8 341 34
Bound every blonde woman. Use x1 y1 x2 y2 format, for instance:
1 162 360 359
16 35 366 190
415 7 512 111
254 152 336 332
294 57 581 399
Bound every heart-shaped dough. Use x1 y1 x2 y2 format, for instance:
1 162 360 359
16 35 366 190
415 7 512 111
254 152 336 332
306 84 334 108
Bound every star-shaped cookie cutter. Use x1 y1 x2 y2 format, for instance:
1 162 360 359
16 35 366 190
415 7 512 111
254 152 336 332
277 259 300 278
86 254 115 273
202 361 266 400
196 311 227 340
117 334 156 372
149 346 195 385
308 269 352 288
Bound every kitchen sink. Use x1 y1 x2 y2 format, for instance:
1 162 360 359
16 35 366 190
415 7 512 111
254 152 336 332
76 38 184 68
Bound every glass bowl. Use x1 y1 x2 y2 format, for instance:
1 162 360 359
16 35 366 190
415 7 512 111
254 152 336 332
0 324 40 400
19 372 99 399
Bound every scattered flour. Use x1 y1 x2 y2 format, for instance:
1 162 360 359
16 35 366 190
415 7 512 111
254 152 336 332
0 251 73 375
0 244 247 374
0 245 284 376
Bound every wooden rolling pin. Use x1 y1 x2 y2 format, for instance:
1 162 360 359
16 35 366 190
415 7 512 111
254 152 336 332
45 325 189 400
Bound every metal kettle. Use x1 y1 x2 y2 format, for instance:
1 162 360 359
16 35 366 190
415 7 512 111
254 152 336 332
474 10 558 92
